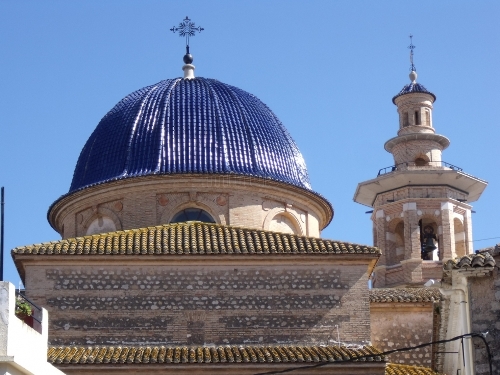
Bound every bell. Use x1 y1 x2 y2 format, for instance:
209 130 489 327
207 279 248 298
423 237 437 252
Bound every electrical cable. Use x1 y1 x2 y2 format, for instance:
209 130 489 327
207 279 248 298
251 332 492 375
472 236 500 242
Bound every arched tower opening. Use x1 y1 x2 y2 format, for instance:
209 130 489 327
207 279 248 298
385 219 405 266
414 154 430 167
419 219 438 261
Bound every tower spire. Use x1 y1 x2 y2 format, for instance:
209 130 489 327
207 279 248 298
408 34 416 72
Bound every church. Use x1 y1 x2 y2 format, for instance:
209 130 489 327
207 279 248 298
8 18 499 375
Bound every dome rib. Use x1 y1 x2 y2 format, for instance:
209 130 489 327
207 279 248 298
216 80 257 175
69 77 312 192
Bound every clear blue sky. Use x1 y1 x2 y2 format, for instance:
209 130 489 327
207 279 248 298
1 1 499 285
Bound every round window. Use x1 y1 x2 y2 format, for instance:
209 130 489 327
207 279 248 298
170 208 215 224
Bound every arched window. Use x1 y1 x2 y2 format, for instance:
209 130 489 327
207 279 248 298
86 216 117 235
269 213 299 235
170 208 215 224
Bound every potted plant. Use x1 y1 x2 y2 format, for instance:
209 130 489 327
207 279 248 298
15 297 32 320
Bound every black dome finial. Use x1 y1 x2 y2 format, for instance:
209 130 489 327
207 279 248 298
183 53 194 64
170 16 204 64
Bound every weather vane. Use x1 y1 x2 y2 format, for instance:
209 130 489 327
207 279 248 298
408 34 416 72
170 16 204 56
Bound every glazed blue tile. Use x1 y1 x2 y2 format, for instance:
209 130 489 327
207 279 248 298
70 77 312 192
392 82 436 103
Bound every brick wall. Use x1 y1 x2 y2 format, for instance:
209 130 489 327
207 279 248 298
24 262 371 347
370 303 435 366
391 140 443 166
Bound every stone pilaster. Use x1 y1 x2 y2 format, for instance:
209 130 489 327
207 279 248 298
403 202 421 260
463 209 473 254
440 202 455 260
402 202 422 284
374 209 387 266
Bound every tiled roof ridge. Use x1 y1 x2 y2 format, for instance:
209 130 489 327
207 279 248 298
13 221 380 256
476 244 500 257
369 288 442 303
47 344 384 365
386 363 443 375
443 252 496 270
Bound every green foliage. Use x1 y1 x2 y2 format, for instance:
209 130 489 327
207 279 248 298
15 297 32 317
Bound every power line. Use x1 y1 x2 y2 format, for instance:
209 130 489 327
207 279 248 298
252 332 492 375
472 236 500 242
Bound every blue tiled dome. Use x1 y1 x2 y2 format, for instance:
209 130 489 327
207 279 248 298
70 78 312 192
392 82 436 103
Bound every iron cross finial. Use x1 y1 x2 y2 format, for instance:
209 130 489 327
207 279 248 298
170 16 204 55
408 34 416 72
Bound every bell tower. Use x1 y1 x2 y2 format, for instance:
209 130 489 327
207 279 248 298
354 39 487 288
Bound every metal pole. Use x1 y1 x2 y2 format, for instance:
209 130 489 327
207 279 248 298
0 187 4 281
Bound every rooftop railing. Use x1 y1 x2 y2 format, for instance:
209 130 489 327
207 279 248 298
377 161 462 176
15 291 43 334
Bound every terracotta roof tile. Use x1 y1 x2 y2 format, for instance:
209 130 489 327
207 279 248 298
369 288 441 303
48 345 444 374
444 252 496 270
13 222 380 257
385 363 443 375
477 244 500 257
48 344 384 365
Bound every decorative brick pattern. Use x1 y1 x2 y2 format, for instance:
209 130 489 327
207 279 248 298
23 263 371 346
45 268 347 292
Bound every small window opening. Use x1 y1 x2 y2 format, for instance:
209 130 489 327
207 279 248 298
415 110 420 125
170 208 215 224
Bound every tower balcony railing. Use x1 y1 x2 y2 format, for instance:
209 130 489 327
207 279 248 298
377 161 462 176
